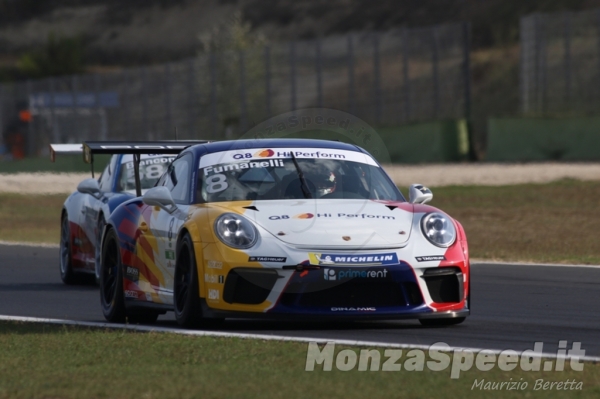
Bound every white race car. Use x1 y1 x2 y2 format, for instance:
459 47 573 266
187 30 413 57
95 139 470 326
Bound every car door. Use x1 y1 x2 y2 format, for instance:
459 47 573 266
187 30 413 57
79 155 118 269
145 153 193 304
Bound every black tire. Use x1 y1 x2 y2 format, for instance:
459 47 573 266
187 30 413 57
100 228 126 323
59 213 85 285
174 234 203 328
94 215 106 285
419 317 466 327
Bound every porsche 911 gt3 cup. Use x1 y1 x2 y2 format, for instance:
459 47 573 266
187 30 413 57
97 139 470 326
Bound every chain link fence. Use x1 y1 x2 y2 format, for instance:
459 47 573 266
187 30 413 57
1 22 470 158
520 10 600 116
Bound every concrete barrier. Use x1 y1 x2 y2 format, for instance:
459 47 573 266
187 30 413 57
487 117 600 161
285 119 470 163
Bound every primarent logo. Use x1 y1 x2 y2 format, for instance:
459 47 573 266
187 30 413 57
305 341 586 390
323 268 389 281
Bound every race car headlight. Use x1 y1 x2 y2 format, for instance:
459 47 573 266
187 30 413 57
214 213 258 249
420 212 456 248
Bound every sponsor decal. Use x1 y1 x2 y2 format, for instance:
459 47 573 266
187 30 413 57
125 156 175 169
145 293 153 301
199 148 379 168
249 256 287 263
167 261 174 269
204 274 225 284
168 218 175 241
323 268 389 280
124 290 138 299
208 289 220 300
207 260 223 269
415 255 446 262
125 266 139 282
254 149 275 158
165 250 175 260
309 252 398 266
203 159 284 176
295 213 314 219
331 307 376 312
269 213 395 221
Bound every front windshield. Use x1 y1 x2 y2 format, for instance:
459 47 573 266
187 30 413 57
118 154 176 191
197 148 402 202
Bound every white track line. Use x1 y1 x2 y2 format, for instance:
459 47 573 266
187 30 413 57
472 260 600 269
0 241 58 248
1 315 599 362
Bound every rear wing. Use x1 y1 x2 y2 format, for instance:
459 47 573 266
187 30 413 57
49 144 84 162
50 140 209 196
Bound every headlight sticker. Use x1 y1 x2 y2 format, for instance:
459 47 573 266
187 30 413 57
415 255 446 262
249 256 287 262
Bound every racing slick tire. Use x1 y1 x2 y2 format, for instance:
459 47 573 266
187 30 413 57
100 227 127 323
59 213 87 285
94 214 106 285
174 233 203 328
419 317 466 327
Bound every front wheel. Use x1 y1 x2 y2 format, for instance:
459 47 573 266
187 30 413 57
419 317 466 327
100 228 126 323
174 234 203 328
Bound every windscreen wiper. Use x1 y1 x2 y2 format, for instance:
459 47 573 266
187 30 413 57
290 152 312 199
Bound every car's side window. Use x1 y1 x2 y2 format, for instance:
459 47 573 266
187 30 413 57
164 154 192 204
98 156 115 193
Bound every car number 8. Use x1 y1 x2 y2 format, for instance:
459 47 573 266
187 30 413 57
206 174 228 193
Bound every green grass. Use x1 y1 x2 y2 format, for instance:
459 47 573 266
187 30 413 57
0 192 66 243
1 179 600 264
0 155 110 174
423 179 600 264
0 321 598 399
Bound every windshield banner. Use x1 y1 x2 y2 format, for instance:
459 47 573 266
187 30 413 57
198 148 379 169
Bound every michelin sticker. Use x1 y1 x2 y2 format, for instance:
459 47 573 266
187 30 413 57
309 252 398 266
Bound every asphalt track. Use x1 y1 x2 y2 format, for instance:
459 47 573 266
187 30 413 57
1 244 599 357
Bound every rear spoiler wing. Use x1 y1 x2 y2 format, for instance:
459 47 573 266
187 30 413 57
50 140 209 196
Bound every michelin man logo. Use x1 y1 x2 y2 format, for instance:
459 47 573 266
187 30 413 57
317 255 335 265
323 268 337 281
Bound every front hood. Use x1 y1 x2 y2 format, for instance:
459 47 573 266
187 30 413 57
248 199 414 250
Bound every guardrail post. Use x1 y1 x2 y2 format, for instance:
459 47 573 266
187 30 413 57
402 28 411 123
209 53 218 138
164 63 173 138
316 38 323 108
239 50 248 134
188 59 196 138
373 33 382 124
290 41 297 111
347 35 356 115
431 27 440 120
265 46 272 118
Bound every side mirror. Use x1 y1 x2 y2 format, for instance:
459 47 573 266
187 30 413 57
143 186 177 213
77 178 101 198
409 184 433 204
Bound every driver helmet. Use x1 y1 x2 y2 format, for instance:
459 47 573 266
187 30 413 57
307 170 336 197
